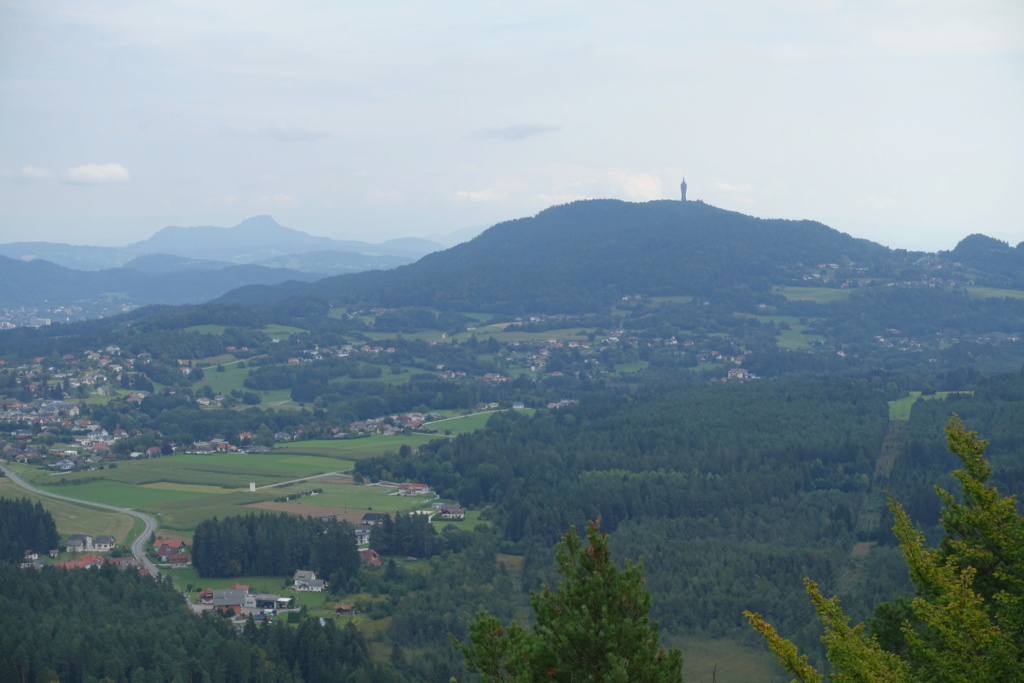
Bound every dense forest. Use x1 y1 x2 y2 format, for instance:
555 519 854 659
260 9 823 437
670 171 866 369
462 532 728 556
356 375 892 647
0 497 59 562
0 561 403 683
192 512 360 583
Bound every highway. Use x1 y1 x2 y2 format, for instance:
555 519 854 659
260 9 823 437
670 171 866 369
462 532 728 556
1 464 161 576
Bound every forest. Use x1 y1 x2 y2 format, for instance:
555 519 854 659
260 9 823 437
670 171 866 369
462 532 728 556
0 497 59 562
191 512 360 583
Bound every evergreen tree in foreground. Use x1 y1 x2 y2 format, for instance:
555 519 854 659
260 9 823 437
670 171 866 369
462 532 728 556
454 518 683 682
745 416 1024 682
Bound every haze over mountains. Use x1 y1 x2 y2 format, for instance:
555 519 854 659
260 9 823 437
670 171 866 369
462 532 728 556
1 199 1022 316
0 216 446 310
220 198 1024 314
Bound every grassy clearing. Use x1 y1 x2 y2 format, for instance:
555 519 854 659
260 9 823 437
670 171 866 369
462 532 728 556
0 477 137 540
649 295 695 305
772 285 854 304
262 324 308 337
676 636 787 682
615 362 649 373
888 391 972 421
776 326 824 350
966 286 1024 300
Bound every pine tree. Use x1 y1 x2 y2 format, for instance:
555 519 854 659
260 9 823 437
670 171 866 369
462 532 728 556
744 416 1024 682
455 518 683 682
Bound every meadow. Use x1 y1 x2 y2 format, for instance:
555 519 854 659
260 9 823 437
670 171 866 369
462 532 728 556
0 476 137 541
966 286 1024 300
772 285 855 303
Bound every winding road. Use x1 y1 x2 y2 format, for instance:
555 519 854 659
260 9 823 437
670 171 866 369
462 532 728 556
1 464 161 576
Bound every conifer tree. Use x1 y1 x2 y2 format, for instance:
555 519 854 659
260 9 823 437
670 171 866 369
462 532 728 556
744 416 1024 682
455 518 683 682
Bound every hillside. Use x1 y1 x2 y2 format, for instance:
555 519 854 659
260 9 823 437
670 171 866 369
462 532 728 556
0 255 320 308
220 199 904 313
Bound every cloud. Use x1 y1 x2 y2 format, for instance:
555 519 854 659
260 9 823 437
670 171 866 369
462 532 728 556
66 163 131 184
20 166 53 180
471 124 560 141
258 193 295 204
455 188 505 202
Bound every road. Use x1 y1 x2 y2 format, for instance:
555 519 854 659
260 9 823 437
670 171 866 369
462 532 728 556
1 463 161 576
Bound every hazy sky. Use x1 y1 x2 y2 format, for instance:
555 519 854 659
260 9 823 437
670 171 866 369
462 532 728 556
1 1 1022 251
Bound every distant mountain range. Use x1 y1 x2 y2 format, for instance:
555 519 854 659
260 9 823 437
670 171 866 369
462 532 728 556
0 216 447 309
0 215 443 274
3 201 1021 316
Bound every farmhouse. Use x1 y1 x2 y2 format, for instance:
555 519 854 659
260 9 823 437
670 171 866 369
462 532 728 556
358 549 382 566
398 482 429 496
439 504 466 520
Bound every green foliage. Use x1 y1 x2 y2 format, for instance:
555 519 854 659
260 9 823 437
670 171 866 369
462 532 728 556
456 519 683 682
745 417 1024 682
192 512 360 581
0 497 59 562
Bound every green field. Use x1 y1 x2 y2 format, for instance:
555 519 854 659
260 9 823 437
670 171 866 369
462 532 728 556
274 434 443 460
966 286 1024 300
38 479 217 509
0 477 137 540
262 324 308 337
772 285 855 303
776 326 825 350
888 391 972 421
276 483 430 513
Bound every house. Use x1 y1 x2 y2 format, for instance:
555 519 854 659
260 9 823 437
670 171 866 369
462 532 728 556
65 534 93 553
334 604 355 615
153 538 186 551
354 523 372 545
398 482 428 496
93 535 116 551
361 512 389 526
358 549 382 566
212 588 247 616
57 553 105 569
439 504 466 520
107 556 140 571
168 553 191 568
293 570 326 591
199 588 214 604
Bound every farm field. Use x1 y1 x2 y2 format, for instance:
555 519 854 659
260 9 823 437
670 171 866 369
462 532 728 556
0 476 137 540
273 434 442 460
772 285 855 303
776 325 825 350
966 286 1024 300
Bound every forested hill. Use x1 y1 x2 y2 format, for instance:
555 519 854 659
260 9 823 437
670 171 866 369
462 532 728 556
219 199 902 314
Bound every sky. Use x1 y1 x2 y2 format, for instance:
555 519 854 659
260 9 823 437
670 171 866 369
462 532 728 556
1 1 1022 251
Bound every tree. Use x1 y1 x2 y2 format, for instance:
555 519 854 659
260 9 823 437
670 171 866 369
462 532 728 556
744 416 1023 682
454 518 683 682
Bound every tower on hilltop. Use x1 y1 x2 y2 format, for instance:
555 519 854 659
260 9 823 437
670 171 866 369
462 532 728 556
680 177 688 201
